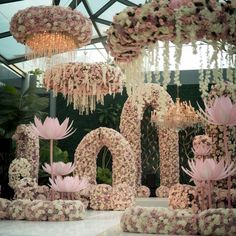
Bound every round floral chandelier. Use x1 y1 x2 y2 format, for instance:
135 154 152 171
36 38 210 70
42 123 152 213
10 6 92 65
43 62 124 114
106 0 236 95
151 98 201 130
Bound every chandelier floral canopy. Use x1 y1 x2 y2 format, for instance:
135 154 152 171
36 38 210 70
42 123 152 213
10 6 92 61
43 62 124 114
106 0 236 95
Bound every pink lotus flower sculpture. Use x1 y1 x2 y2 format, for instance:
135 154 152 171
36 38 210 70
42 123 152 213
182 158 236 208
42 162 75 176
198 95 236 207
49 176 89 199
32 116 76 199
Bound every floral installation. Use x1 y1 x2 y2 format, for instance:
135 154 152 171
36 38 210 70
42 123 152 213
205 83 236 189
49 176 89 200
42 162 76 176
136 185 151 198
107 0 236 94
198 208 236 236
8 199 31 220
182 158 236 209
90 184 113 210
10 6 92 59
5 199 85 221
198 95 236 207
120 206 236 235
120 83 179 188
43 62 124 114
8 158 32 189
120 206 198 235
74 127 136 189
0 198 11 219
12 124 40 182
32 116 75 200
111 183 135 210
155 185 170 198
192 134 212 159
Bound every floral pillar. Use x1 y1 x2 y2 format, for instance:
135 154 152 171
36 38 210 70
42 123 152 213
12 124 40 182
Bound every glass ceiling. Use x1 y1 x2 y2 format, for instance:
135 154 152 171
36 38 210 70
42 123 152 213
0 0 231 76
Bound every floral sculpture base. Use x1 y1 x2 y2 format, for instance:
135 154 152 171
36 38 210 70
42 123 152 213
120 206 236 235
0 198 85 221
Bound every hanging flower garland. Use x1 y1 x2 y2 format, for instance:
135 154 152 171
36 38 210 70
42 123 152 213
44 63 124 114
107 0 236 94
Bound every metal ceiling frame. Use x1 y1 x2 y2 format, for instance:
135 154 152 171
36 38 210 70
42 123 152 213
0 0 138 72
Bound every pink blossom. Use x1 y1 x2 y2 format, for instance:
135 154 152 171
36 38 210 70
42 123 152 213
42 162 75 176
198 96 236 126
49 176 89 193
32 116 76 140
182 158 236 182
192 144 211 156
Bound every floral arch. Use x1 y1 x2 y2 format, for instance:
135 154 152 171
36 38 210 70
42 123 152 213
74 127 136 188
120 83 179 188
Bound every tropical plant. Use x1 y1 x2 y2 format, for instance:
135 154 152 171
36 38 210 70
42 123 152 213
0 84 48 138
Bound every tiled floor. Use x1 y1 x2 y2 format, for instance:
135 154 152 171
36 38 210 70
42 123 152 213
0 198 169 236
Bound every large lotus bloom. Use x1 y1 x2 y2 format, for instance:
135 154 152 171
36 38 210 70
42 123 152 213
192 144 211 157
182 158 236 182
49 176 89 193
32 116 76 140
198 96 236 126
42 162 75 176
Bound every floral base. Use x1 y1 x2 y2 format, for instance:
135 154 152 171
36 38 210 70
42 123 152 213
2 199 85 221
120 206 236 235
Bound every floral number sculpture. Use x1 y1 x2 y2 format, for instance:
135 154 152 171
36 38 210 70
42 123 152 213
43 62 124 114
107 1 236 94
10 6 92 60
74 127 136 188
120 83 179 189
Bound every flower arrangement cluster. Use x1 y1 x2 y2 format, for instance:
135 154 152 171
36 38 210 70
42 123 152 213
6 199 85 221
12 124 40 182
74 127 136 189
155 185 170 198
192 135 212 159
107 0 236 95
8 158 32 189
120 83 179 188
120 206 236 235
136 185 151 198
10 6 92 49
44 63 124 114
0 198 11 219
120 206 198 235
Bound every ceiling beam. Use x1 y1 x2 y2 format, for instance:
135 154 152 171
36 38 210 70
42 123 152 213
68 0 82 9
0 0 24 4
117 0 138 7
0 31 12 38
91 18 111 26
92 0 116 18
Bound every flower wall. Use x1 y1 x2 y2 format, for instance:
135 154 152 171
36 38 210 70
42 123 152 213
120 83 179 188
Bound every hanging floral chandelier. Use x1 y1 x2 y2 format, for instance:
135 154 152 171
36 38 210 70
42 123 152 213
43 62 124 114
151 98 201 130
10 6 92 65
106 0 236 96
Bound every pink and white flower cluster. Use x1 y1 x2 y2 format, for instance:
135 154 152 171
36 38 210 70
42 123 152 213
6 199 85 221
107 0 236 62
136 185 150 198
192 135 212 159
44 63 124 113
120 206 236 235
120 84 179 189
10 6 92 48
